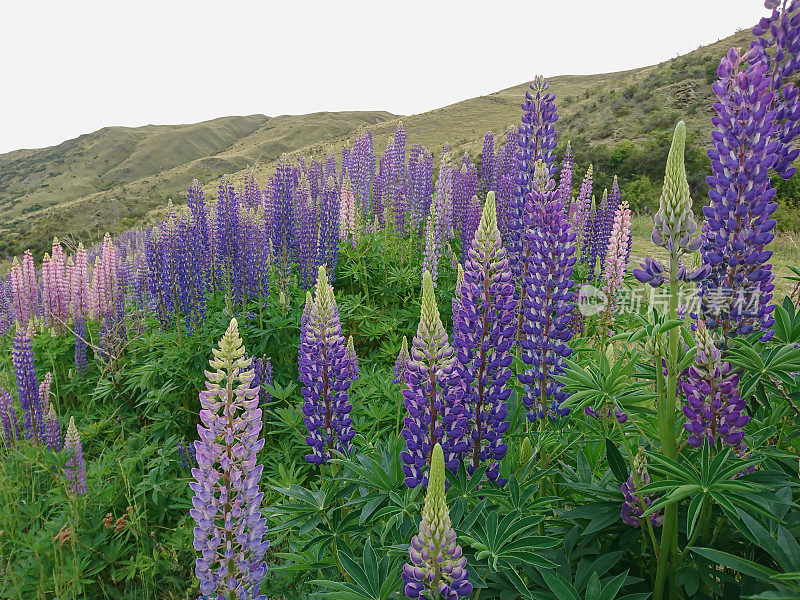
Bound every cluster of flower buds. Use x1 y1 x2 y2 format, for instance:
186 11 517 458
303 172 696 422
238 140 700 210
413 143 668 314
621 449 663 528
634 122 710 288
402 443 472 600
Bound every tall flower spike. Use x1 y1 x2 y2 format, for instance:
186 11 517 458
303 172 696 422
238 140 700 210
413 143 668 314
453 192 515 485
518 162 577 423
345 335 360 383
299 266 355 464
12 335 45 442
402 271 466 488
394 336 411 385
681 321 750 449
600 201 632 336
0 390 19 448
509 76 560 286
402 443 472 600
634 123 709 288
700 47 780 341
190 318 269 599
422 201 440 287
651 121 701 253
558 141 574 206
45 402 62 451
64 416 86 496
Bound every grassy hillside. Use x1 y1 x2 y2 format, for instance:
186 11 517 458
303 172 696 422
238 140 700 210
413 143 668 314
0 26 781 262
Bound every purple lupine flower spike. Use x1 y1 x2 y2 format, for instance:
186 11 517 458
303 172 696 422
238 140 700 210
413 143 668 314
681 321 750 449
518 162 576 423
12 335 45 442
0 390 19 448
394 336 411 385
509 76 560 291
45 402 62 451
453 192 515 486
558 141 574 206
64 417 86 496
345 335 359 383
401 271 466 488
621 449 663 528
700 47 780 341
402 443 472 600
751 0 800 179
190 318 269 599
299 266 355 464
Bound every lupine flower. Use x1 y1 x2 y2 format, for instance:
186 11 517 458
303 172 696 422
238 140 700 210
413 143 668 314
558 141 574 205
177 437 196 470
634 123 708 287
394 336 411 385
190 318 269 599
270 159 297 284
45 402 62 451
252 356 273 407
480 131 495 198
569 165 594 247
652 122 701 254
90 233 120 320
401 271 466 488
10 250 37 331
700 47 780 341
751 0 800 179
318 176 341 283
453 192 515 485
0 390 19 448
459 195 481 261
13 335 45 442
422 202 440 287
435 151 454 244
509 76 560 283
402 443 472 600
299 266 355 464
584 404 627 424
42 238 70 333
621 449 663 528
599 201 632 335
344 335 359 383
452 264 465 329
64 416 87 497
681 322 749 448
518 162 576 423
340 174 359 248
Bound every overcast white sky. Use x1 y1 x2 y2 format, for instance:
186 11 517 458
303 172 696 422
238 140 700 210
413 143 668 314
0 0 766 154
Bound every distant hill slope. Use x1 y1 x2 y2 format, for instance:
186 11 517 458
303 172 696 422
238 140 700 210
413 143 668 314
0 28 755 259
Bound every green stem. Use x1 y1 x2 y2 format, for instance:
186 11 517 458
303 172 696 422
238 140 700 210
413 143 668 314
654 253 680 600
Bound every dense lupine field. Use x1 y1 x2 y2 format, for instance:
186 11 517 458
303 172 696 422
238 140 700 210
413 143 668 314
3 3 800 600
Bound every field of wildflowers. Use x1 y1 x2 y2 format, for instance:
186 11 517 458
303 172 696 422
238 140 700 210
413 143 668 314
1 2 800 599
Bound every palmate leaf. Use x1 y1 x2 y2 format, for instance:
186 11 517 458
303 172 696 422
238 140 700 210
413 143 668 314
772 296 800 344
311 539 402 600
728 341 800 404
640 444 767 527
460 509 558 571
556 354 655 413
